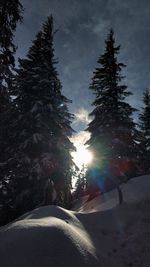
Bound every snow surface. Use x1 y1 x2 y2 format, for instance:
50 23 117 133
0 175 150 267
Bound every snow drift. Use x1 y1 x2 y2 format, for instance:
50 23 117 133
0 206 98 267
0 175 150 267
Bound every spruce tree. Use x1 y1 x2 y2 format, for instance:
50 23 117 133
139 89 150 174
2 16 74 222
0 0 23 167
0 0 23 159
86 30 137 195
0 0 23 110
0 0 23 225
74 165 87 199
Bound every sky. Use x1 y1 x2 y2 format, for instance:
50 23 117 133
15 0 150 137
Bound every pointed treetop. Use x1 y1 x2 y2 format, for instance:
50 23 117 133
108 28 114 39
105 28 115 45
143 89 150 106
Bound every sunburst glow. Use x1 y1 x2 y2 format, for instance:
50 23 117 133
71 144 93 169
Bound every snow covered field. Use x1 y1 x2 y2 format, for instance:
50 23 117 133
0 175 150 267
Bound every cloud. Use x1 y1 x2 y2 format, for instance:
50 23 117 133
70 131 91 146
74 108 91 125
93 18 110 35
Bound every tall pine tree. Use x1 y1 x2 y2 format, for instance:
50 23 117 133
86 30 137 193
138 89 150 174
0 0 23 225
0 0 23 159
1 16 75 223
0 0 23 111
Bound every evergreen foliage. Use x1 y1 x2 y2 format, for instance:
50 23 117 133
0 16 75 224
0 0 23 225
86 29 138 193
0 0 23 105
0 0 23 157
138 89 150 173
74 165 87 199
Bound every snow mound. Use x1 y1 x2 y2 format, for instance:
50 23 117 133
0 206 98 267
0 175 150 267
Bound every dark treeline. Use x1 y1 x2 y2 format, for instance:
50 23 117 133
0 1 150 225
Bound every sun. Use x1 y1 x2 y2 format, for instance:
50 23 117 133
71 144 93 169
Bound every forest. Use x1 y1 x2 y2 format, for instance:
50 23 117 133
0 0 150 227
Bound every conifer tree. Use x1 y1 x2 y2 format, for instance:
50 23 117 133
0 0 23 111
0 0 23 160
1 16 75 222
138 89 150 173
86 30 137 194
74 165 87 199
0 0 23 225
0 0 23 164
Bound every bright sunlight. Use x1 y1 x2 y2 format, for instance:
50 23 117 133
71 144 93 169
